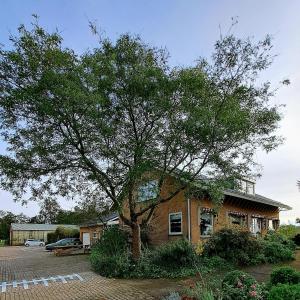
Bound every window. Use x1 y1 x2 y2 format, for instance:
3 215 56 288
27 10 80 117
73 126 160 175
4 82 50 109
200 212 213 236
92 232 98 239
169 212 182 235
138 180 158 202
238 179 255 195
229 214 247 226
251 218 262 236
247 182 255 195
268 219 274 230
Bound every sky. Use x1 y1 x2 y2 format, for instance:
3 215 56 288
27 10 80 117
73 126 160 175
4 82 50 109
0 0 299 224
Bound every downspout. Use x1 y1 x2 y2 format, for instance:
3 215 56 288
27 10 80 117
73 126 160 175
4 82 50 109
187 196 191 242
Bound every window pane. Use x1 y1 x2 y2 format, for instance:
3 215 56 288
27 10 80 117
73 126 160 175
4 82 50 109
169 213 182 234
200 213 213 236
138 180 158 202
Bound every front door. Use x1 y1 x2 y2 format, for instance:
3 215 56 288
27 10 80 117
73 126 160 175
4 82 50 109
82 232 90 246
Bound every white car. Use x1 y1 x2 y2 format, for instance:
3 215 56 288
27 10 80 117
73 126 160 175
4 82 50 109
24 239 45 247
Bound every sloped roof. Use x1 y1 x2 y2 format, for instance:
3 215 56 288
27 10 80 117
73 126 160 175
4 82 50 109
10 223 79 231
80 211 119 227
224 189 292 210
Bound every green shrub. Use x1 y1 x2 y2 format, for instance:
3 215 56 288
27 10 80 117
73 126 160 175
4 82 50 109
264 231 296 250
278 225 299 239
262 241 294 263
90 227 131 277
292 233 300 246
268 284 300 300
222 270 267 300
92 226 129 256
151 239 197 269
204 228 263 265
222 270 256 287
90 251 132 278
270 266 300 286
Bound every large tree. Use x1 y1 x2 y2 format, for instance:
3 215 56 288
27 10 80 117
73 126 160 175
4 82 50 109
0 20 286 258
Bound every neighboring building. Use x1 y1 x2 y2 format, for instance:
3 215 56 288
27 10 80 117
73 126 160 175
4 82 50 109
79 212 119 246
121 175 292 246
10 223 79 246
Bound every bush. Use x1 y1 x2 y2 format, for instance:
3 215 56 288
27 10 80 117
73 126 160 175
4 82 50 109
278 225 299 239
90 227 131 277
268 284 300 300
91 226 128 256
222 270 256 287
151 239 197 269
222 270 267 300
90 251 132 278
292 233 300 246
264 231 296 250
270 266 300 286
262 241 294 263
204 228 263 265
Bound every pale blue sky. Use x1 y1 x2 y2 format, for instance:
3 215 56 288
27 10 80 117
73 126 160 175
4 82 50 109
0 1 300 223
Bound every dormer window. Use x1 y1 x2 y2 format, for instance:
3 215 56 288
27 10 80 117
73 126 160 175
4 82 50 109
238 179 255 195
138 180 159 202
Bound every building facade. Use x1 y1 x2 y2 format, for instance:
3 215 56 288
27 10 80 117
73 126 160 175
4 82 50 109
10 224 79 246
121 176 291 246
79 212 119 246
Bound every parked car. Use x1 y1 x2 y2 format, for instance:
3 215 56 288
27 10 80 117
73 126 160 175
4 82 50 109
25 239 45 247
45 238 82 251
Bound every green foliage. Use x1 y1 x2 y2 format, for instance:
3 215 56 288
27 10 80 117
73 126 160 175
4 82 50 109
278 225 300 239
270 266 300 286
264 231 296 250
262 241 294 263
222 270 256 287
46 226 79 243
150 239 197 269
183 282 215 300
0 211 30 241
90 251 132 278
91 237 228 279
204 229 296 266
204 228 263 265
0 19 285 258
268 284 300 300
222 270 267 300
292 233 300 246
92 226 129 256
90 227 131 277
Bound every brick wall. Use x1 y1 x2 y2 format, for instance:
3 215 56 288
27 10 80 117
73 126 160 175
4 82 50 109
122 176 279 246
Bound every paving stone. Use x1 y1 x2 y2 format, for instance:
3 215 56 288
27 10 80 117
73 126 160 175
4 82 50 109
0 247 154 300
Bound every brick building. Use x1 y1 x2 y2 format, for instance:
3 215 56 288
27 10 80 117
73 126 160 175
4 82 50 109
122 176 291 246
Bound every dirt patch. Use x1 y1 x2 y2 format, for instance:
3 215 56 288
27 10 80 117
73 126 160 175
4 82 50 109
241 249 300 282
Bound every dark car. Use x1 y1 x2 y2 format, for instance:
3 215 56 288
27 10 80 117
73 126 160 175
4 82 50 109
45 238 82 251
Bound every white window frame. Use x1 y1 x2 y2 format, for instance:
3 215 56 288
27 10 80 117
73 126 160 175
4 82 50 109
199 210 214 237
169 212 182 235
92 232 98 239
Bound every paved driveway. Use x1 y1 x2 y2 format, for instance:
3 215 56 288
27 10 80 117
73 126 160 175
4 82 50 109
0 246 154 300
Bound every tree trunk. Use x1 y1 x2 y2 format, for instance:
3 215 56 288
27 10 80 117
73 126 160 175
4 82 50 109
131 222 141 261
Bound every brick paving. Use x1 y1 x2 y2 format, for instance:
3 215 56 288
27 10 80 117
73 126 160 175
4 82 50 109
0 247 154 300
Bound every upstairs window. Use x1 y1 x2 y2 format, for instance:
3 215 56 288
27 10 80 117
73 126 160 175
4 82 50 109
238 179 255 195
169 212 182 235
138 180 158 202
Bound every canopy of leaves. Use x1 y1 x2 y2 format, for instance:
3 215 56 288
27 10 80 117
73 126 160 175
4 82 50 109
0 19 285 222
